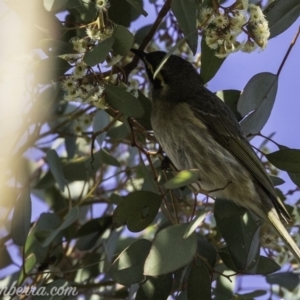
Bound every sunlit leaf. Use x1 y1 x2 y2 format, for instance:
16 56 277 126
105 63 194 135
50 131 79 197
44 0 68 12
183 210 206 238
164 169 200 189
110 239 151 286
144 224 197 276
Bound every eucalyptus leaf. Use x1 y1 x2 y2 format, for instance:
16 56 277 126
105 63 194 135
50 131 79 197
93 110 109 147
11 189 32 246
188 263 211 300
266 149 300 173
164 169 200 189
83 37 114 66
46 149 67 192
136 274 173 300
105 84 144 118
216 90 242 121
112 25 134 56
44 0 68 12
110 239 152 286
265 0 300 38
144 223 197 276
126 0 148 17
183 210 206 238
200 38 226 83
255 256 280 275
99 148 120 167
266 272 300 291
171 0 198 54
0 245 13 269
113 191 162 232
215 199 261 271
40 207 79 247
238 73 278 136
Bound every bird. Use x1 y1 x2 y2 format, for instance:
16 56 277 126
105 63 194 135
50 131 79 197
131 48 300 263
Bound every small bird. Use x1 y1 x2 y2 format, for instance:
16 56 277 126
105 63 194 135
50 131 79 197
131 49 300 263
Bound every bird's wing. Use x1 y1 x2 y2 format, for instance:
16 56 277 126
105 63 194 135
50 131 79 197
191 88 290 221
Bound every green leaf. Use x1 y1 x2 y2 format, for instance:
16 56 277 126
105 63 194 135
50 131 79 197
105 84 144 118
214 269 235 300
27 213 61 263
266 272 300 291
93 110 109 147
215 199 261 271
83 37 114 66
0 245 12 269
188 263 211 300
100 149 120 167
144 223 197 276
216 90 242 121
266 149 300 173
75 216 112 237
289 172 300 187
238 73 278 136
183 210 206 238
112 25 134 56
46 149 67 192
107 123 129 139
40 207 79 247
197 234 217 268
171 0 198 54
108 0 132 27
136 274 173 300
110 239 152 286
200 37 226 83
44 0 68 12
36 58 71 84
11 189 32 246
269 175 285 186
136 91 152 130
164 169 200 189
265 0 300 38
126 0 148 17
113 191 162 232
255 256 280 275
17 253 37 285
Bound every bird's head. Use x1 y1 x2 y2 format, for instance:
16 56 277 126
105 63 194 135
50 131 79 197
131 49 200 90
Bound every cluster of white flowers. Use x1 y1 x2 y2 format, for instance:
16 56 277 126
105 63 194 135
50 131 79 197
73 113 95 134
198 0 270 57
95 0 110 11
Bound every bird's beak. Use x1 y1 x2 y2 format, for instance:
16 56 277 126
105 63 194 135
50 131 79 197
130 48 146 60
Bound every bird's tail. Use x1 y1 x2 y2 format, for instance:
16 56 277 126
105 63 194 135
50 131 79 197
267 207 300 264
